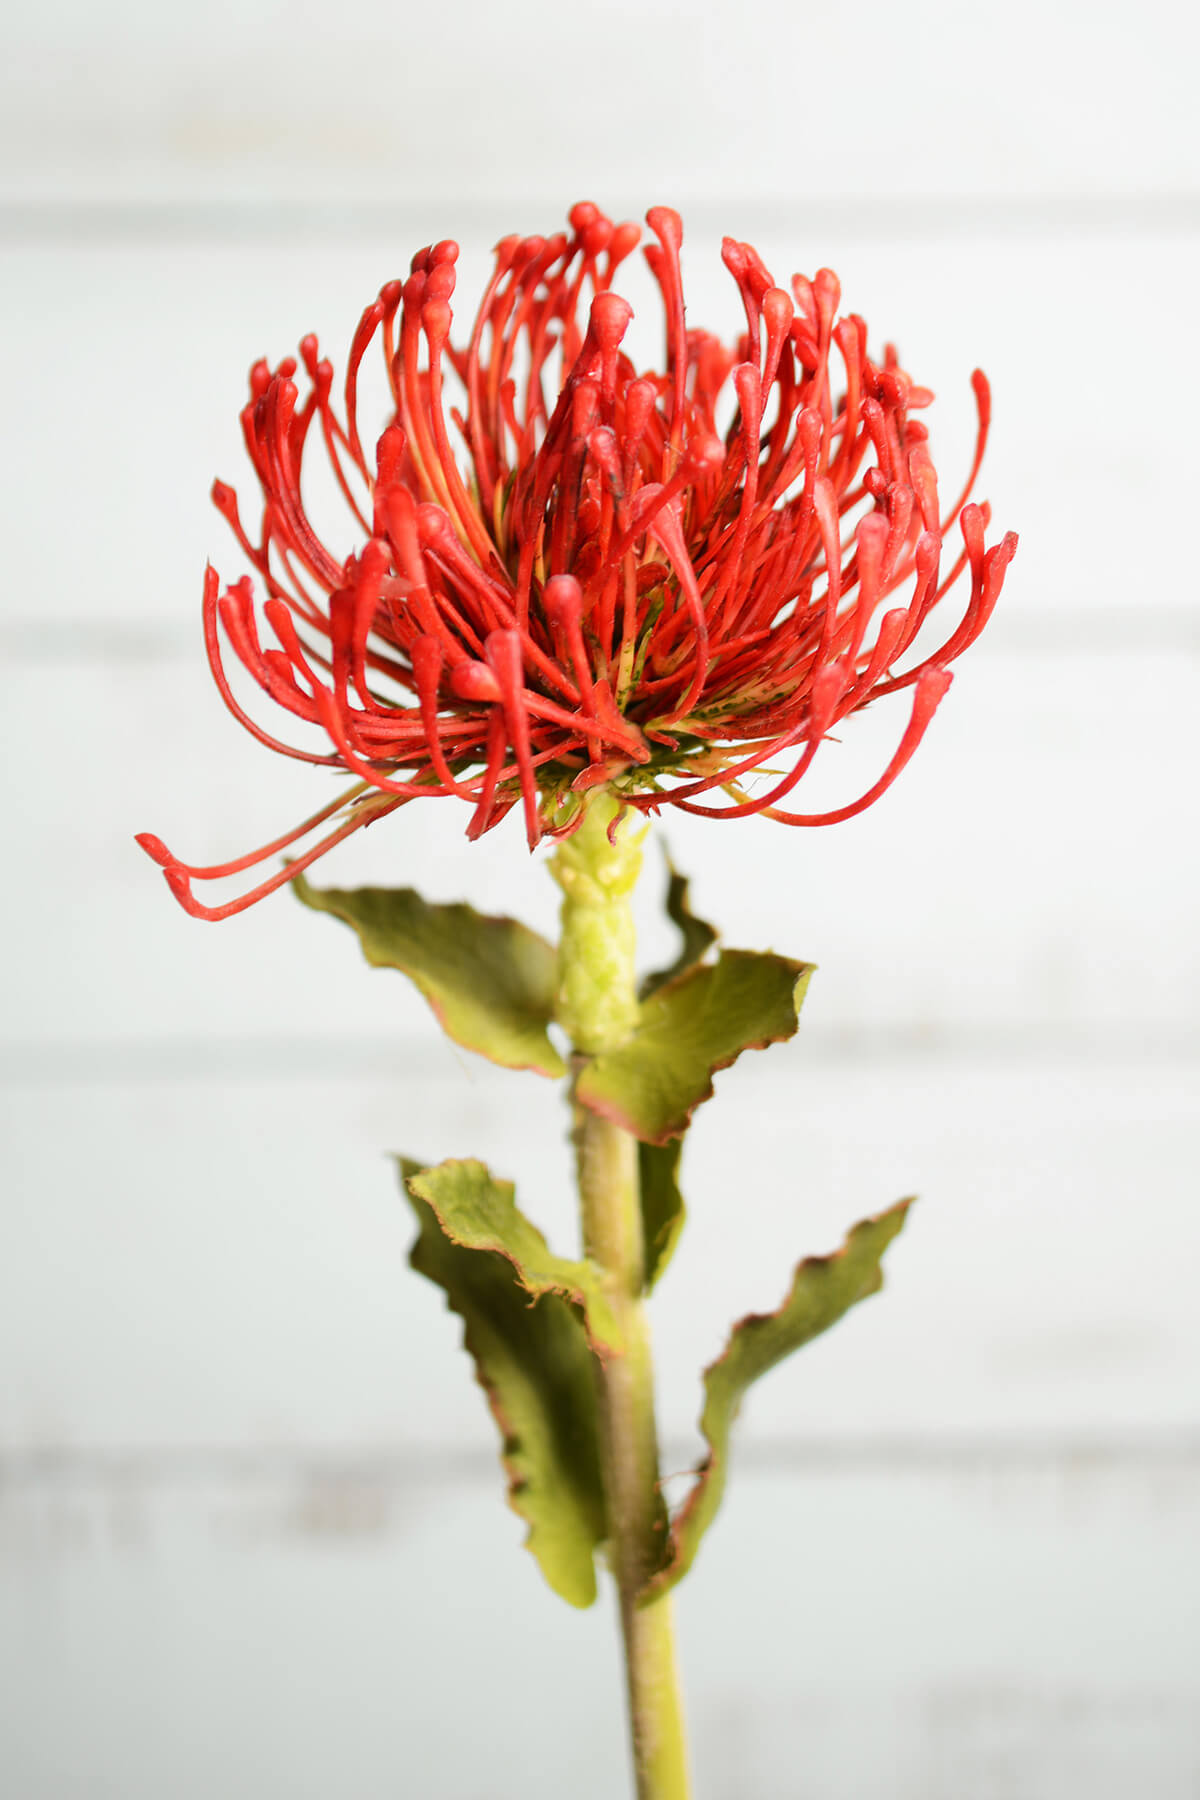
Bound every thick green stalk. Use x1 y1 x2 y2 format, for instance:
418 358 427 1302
552 797 692 1800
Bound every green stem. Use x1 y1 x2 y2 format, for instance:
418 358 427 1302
553 796 692 1800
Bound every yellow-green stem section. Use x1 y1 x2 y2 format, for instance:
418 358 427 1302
553 797 692 1800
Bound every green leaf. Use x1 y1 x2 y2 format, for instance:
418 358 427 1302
643 1199 913 1599
403 1157 623 1357
638 1140 686 1291
294 878 566 1077
640 855 719 998
401 1158 612 1608
577 949 814 1144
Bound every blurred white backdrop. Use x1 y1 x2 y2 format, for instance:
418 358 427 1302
2 2 1199 1796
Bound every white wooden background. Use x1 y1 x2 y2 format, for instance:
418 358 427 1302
2 2 1199 1794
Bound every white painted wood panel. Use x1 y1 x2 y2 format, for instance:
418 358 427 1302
2 1060 1196 1448
2 0 1196 211
2 1460 1198 1798
2 0 1196 1783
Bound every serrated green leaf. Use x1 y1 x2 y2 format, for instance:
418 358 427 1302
401 1158 610 1608
643 1199 913 1600
294 878 566 1077
577 949 814 1144
639 1139 686 1291
640 856 719 998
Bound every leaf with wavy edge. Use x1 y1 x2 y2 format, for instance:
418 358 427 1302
403 1157 623 1357
577 949 814 1144
640 855 719 998
401 1157 612 1608
295 878 566 1077
639 1139 687 1291
643 1199 913 1600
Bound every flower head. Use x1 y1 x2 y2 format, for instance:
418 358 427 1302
139 201 1017 918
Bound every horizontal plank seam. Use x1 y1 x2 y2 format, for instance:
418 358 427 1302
3 1435 1200 1489
1 192 1199 246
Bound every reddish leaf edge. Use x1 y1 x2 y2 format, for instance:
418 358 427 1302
294 875 568 1079
400 1155 624 1361
576 954 815 1145
640 1195 914 1600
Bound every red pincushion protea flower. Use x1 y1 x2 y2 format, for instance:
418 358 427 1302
138 202 1016 919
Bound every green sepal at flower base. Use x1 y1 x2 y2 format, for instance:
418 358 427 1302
295 877 567 1077
575 947 814 1145
400 1156 616 1609
642 1199 913 1600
